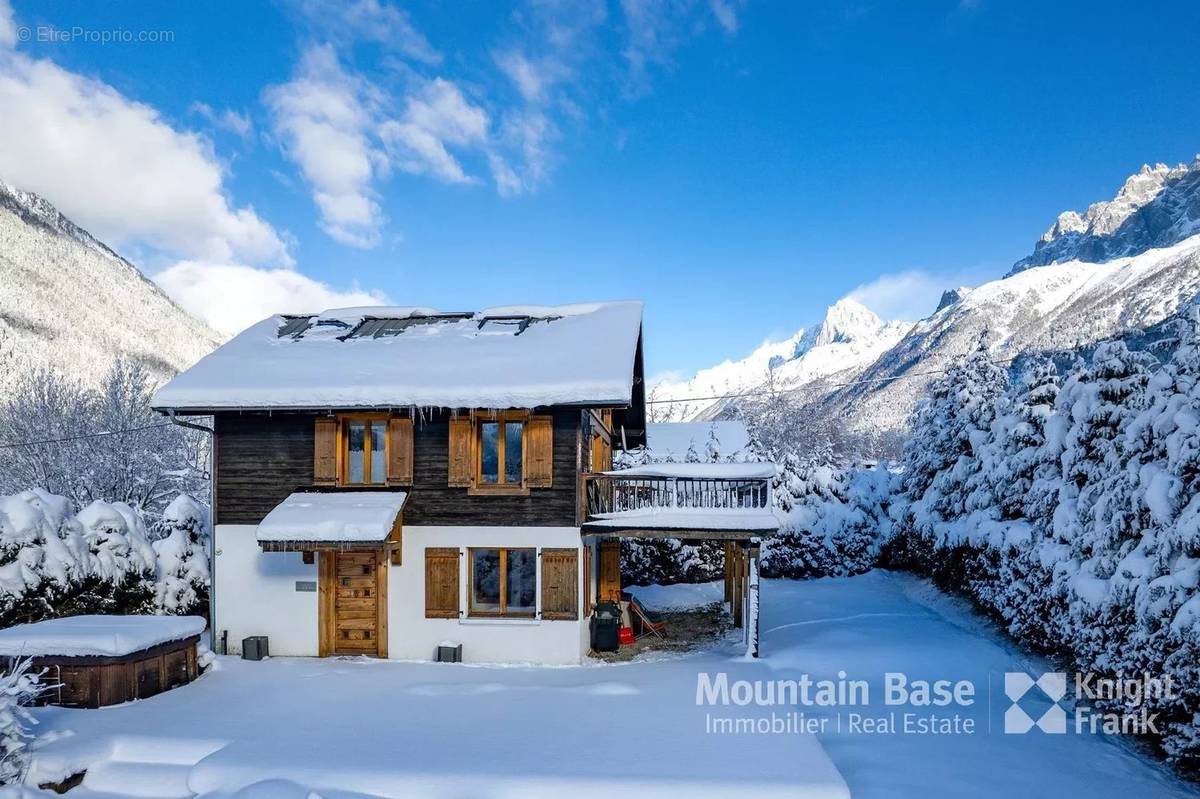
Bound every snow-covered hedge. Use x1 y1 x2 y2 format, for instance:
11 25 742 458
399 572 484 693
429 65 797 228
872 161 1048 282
0 490 209 627
761 454 896 578
893 312 1200 773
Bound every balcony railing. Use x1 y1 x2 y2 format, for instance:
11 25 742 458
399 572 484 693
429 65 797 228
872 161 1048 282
583 473 771 519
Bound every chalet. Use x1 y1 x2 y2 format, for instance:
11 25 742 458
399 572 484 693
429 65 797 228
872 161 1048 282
151 302 776 665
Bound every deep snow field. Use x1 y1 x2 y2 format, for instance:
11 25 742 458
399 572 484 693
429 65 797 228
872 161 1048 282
16 572 1200 799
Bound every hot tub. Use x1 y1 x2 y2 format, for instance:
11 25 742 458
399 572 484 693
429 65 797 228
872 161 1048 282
0 615 206 708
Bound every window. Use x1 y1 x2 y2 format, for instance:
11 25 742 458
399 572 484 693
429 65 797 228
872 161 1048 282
469 548 536 617
342 416 388 485
475 411 526 492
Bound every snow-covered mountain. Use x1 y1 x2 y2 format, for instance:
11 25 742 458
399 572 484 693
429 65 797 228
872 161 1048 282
1010 157 1200 274
825 234 1200 442
0 180 220 394
660 157 1200 455
649 298 913 421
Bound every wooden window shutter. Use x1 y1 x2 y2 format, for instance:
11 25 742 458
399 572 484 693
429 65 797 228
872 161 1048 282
540 548 578 620
387 417 414 485
447 417 473 487
525 415 554 488
313 417 338 485
424 547 460 618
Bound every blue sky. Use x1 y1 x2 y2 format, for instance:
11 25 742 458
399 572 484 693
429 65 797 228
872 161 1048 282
1 1 1198 380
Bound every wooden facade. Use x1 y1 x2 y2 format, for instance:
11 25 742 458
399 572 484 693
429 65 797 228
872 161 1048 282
214 408 581 527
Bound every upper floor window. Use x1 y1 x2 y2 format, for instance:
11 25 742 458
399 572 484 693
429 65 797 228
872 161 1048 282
447 411 553 491
343 416 387 485
478 412 525 488
313 415 413 488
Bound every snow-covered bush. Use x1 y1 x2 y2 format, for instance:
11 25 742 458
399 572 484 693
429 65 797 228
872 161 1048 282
0 490 208 627
761 452 896 578
151 495 211 615
0 659 41 786
888 307 1200 774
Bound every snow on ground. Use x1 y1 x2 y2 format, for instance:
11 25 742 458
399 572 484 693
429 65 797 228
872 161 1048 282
756 571 1199 799
21 572 1200 798
626 580 725 610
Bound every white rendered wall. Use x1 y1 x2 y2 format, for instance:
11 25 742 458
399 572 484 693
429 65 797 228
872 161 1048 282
213 525 318 656
389 526 586 665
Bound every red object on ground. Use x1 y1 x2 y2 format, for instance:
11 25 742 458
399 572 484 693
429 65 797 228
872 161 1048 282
618 626 635 646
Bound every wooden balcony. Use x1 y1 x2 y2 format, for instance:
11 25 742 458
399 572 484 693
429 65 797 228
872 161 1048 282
579 464 778 539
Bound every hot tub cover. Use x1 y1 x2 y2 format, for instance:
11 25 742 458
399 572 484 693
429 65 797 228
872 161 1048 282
0 615 206 658
257 491 408 544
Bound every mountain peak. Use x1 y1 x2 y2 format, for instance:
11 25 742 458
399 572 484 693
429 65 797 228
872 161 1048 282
935 287 972 313
1008 158 1200 276
800 297 885 350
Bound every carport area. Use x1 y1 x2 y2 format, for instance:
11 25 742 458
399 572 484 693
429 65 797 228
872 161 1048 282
580 462 779 658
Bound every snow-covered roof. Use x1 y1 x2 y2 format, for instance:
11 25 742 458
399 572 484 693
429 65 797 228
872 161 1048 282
0 615 205 658
607 462 776 480
645 421 750 459
257 491 408 544
583 508 780 534
152 301 644 411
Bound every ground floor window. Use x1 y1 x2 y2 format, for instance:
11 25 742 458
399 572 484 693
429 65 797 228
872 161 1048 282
469 547 536 617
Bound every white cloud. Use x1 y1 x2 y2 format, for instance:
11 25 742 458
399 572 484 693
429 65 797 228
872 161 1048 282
265 45 386 249
380 78 490 185
290 0 441 65
847 266 996 321
0 0 16 48
619 0 743 93
490 109 555 197
495 51 548 103
190 102 254 141
154 261 390 336
709 0 742 33
494 49 574 104
0 50 290 265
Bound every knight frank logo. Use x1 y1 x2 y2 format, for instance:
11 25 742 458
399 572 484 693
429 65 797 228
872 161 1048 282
1004 672 1067 734
1003 671 1173 735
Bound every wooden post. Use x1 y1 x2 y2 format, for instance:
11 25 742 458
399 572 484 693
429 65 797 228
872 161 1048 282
731 545 744 628
748 544 761 659
723 541 734 603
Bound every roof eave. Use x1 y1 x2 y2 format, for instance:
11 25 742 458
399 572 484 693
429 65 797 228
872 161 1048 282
153 398 635 415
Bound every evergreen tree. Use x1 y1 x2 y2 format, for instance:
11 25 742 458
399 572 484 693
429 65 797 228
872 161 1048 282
150 495 211 615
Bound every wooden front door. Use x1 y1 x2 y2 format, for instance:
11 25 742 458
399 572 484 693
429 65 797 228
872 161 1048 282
322 550 388 657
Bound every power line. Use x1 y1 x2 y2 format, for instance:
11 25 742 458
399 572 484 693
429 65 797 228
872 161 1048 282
645 357 1019 405
0 359 1020 443
0 422 175 450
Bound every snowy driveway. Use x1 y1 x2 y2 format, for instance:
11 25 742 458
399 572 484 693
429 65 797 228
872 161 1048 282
25 572 1200 798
